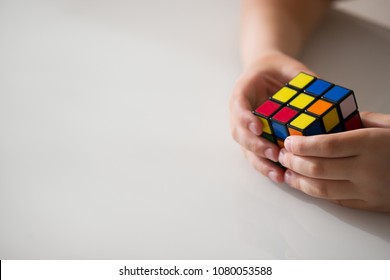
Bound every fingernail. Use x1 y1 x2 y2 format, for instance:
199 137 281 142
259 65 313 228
284 137 292 151
248 122 262 135
284 169 292 184
268 171 278 183
278 148 286 165
265 148 277 162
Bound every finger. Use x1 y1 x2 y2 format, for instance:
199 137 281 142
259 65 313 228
230 94 263 135
229 80 280 162
233 126 279 162
229 76 265 136
360 111 390 129
230 70 269 108
247 51 316 84
244 149 285 183
284 170 357 200
284 131 365 158
278 149 356 180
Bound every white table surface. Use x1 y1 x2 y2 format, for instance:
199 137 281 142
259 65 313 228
1 0 390 259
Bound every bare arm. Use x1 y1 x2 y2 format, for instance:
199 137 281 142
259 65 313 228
230 0 334 184
241 0 332 68
232 0 390 212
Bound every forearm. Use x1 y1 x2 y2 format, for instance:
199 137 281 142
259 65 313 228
241 0 332 68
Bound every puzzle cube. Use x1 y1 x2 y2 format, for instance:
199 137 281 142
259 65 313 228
252 72 363 148
306 99 340 132
253 99 282 143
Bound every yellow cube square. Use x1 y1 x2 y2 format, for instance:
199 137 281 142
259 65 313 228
272 87 298 103
257 116 272 134
322 107 340 132
289 93 315 110
289 72 315 89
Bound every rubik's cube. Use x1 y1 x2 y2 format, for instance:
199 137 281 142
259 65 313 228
253 72 363 148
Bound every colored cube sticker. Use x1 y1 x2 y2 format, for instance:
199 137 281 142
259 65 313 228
252 72 363 146
288 93 316 110
344 111 363 131
288 72 315 89
305 79 333 96
307 99 340 132
271 107 299 140
322 86 357 119
253 100 281 135
288 113 323 136
271 87 298 104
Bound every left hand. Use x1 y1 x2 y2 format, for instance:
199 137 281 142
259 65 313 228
278 111 390 212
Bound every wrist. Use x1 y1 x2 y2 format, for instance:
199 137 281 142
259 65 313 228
242 49 286 70
240 51 315 88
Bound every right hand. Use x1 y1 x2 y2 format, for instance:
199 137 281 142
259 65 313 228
229 50 315 183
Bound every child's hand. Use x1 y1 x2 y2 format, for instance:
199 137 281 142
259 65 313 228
278 112 390 212
229 51 315 183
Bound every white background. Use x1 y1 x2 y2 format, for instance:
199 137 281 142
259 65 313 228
1 0 390 259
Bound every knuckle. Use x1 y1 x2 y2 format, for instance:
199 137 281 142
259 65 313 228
253 162 268 177
231 97 255 124
281 152 292 168
307 161 325 177
308 180 329 198
236 111 249 125
319 137 339 154
290 175 329 199
247 140 262 155
231 126 239 142
290 174 303 191
291 140 305 155
245 150 269 176
241 147 250 159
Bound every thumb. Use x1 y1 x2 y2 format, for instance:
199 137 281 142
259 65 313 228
361 111 390 129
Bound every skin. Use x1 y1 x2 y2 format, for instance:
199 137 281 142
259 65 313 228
230 0 390 212
279 113 390 212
